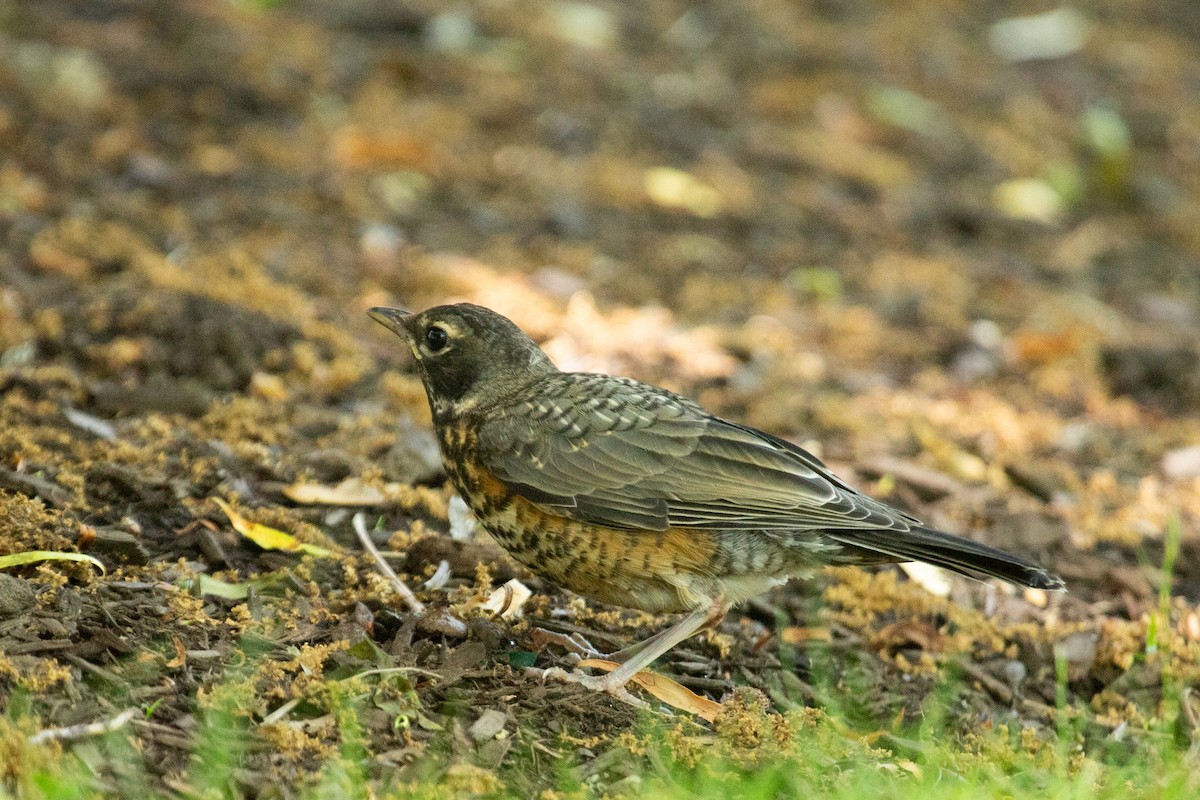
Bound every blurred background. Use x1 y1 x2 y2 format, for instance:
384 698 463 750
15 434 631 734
1 0 1199 792
3 0 1197 545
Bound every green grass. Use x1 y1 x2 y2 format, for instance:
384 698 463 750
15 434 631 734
5 665 1198 800
6 519 1199 800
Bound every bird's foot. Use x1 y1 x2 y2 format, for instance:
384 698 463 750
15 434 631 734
524 666 648 710
527 627 605 666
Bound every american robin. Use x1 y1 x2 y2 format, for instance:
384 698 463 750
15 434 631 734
369 303 1063 702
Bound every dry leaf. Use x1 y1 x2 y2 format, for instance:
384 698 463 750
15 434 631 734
422 560 452 591
185 575 251 600
249 371 288 402
330 127 438 171
779 627 832 644
1009 327 1085 365
480 579 532 619
166 636 187 669
212 498 333 557
448 494 480 540
873 620 946 653
283 478 388 506
644 166 722 217
578 659 722 721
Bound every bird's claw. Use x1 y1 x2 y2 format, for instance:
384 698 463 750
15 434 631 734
528 665 571 685
527 627 605 660
523 666 648 709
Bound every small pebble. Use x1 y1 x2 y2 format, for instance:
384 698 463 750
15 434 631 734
469 709 507 742
989 8 1088 63
1162 445 1200 481
1003 660 1027 690
550 2 616 50
425 9 476 53
993 178 1065 224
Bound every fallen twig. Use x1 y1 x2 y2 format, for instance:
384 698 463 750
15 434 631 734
260 697 303 726
28 707 139 745
353 512 425 614
957 661 1057 722
1182 687 1200 753
352 512 468 637
340 666 444 682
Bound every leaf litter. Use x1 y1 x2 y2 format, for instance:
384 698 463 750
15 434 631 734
0 0 1198 797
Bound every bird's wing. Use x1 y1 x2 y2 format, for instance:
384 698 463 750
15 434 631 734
476 374 918 533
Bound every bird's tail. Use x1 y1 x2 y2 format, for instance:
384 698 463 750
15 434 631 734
826 526 1065 591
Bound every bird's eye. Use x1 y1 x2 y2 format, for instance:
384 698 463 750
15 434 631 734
425 325 449 352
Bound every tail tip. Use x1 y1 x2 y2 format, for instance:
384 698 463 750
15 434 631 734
1028 568 1067 593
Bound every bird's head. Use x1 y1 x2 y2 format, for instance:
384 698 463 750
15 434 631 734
368 303 555 417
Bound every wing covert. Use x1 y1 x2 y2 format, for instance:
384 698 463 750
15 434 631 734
476 374 916 534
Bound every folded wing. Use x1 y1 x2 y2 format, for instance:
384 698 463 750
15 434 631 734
477 374 915 534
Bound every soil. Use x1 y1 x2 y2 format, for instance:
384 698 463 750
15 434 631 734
1 0 1199 796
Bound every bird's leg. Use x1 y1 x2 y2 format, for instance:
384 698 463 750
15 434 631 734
595 599 727 675
532 602 729 666
603 609 714 664
529 624 676 666
527 598 730 703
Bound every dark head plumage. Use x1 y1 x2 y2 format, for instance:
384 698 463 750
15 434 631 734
369 303 556 416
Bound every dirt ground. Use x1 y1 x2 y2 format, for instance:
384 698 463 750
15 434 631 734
1 0 1199 796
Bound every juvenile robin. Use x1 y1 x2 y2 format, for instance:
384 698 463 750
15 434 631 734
369 303 1063 702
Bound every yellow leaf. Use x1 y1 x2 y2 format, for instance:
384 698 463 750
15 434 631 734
0 550 105 573
578 659 722 721
182 575 251 599
249 371 289 402
212 498 333 557
644 166 722 217
856 729 889 744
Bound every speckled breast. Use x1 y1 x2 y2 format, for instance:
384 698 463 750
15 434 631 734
435 417 723 612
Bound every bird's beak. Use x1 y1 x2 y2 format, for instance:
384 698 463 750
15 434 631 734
368 307 414 339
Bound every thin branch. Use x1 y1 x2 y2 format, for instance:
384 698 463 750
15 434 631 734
352 512 469 637
259 697 302 726
340 666 444 682
28 707 139 746
1182 687 1199 747
352 512 425 614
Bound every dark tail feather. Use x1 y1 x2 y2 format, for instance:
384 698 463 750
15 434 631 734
827 526 1065 591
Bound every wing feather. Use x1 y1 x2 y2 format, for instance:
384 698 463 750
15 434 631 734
477 374 914 533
